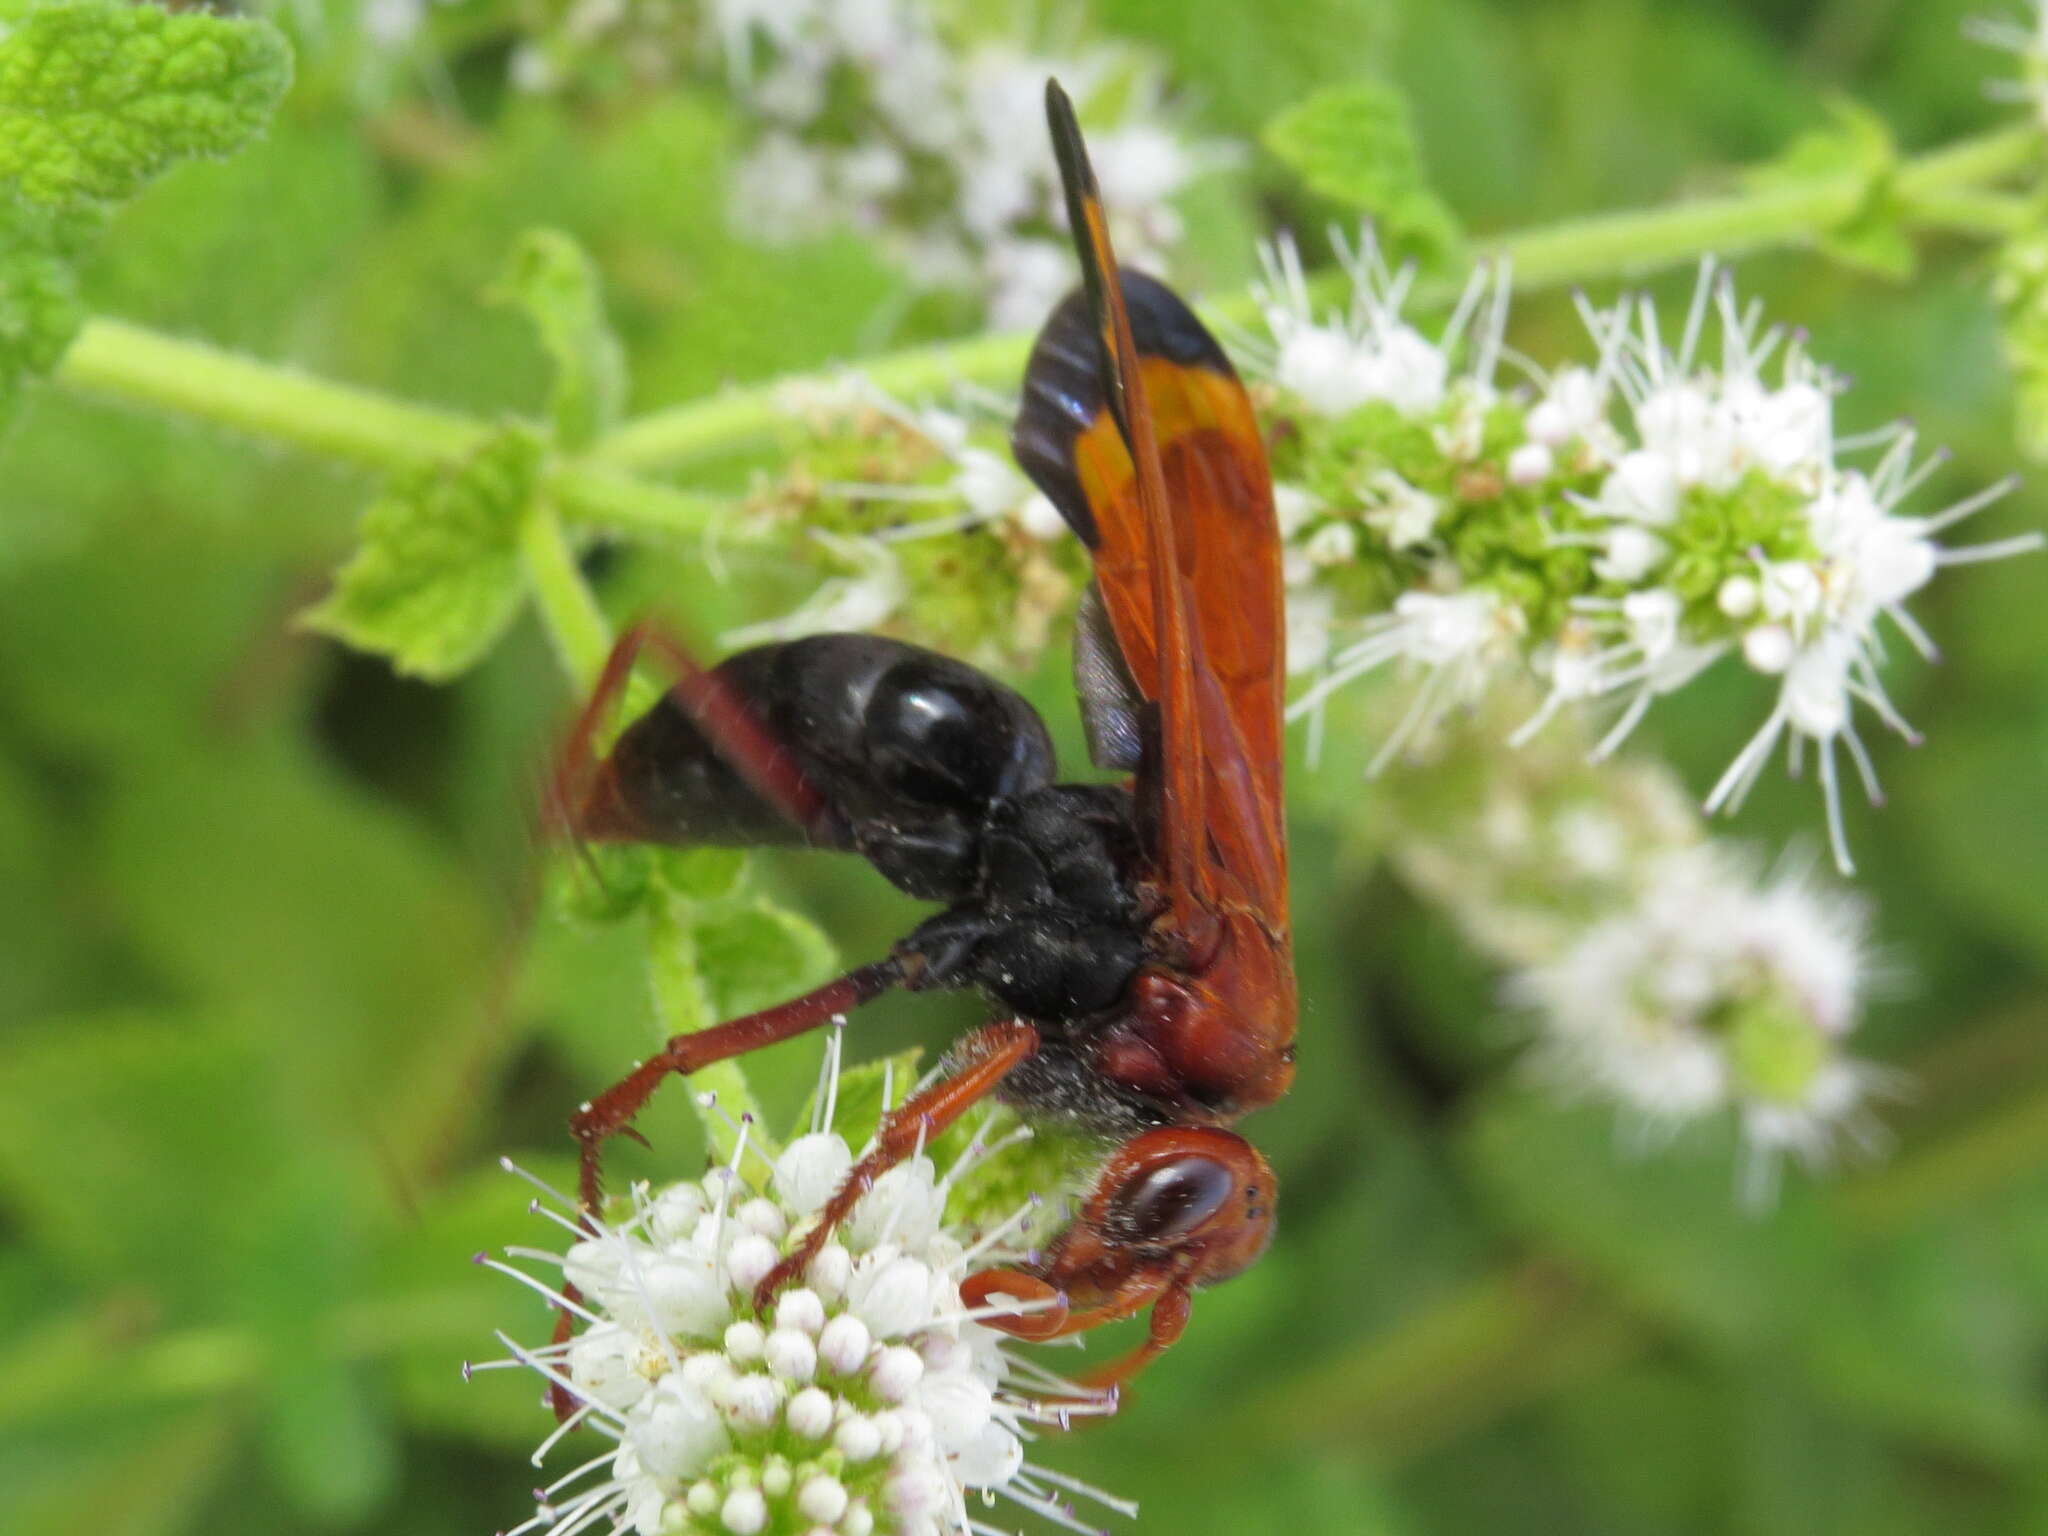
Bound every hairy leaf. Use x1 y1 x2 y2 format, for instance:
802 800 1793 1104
489 227 628 449
0 0 291 210
1264 82 1463 264
0 197 95 429
302 426 542 681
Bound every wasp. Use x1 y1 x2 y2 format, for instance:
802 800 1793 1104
550 79 1291 1391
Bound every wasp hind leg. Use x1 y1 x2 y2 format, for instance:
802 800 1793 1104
545 616 836 852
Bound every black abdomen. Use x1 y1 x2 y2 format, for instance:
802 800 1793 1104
586 635 1059 901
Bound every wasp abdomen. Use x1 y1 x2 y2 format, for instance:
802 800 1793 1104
583 635 1060 902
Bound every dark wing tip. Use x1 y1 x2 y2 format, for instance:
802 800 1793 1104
1044 78 1095 226
1043 77 1111 323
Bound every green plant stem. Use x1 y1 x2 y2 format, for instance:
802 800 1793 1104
46 126 2040 530
60 318 481 468
591 122 2045 474
53 321 739 546
519 501 613 685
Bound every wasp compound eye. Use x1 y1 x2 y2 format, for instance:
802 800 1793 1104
1109 1155 1235 1244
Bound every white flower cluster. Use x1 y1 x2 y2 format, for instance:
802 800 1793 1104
1262 245 2039 873
709 0 1226 325
734 379 1081 663
480 1087 1127 1536
1512 842 1886 1206
1385 712 1889 1202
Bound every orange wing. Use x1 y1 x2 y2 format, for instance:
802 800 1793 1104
1013 80 1287 928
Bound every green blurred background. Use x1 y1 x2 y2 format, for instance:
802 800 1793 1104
7 0 2048 1532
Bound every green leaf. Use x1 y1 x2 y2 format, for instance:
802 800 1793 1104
0 1 290 432
1743 98 1913 280
0 196 94 431
641 856 841 1165
0 0 291 210
302 426 543 681
489 227 628 450
1263 82 1464 264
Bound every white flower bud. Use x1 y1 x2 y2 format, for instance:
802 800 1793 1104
714 1370 786 1430
735 1197 788 1242
786 1385 835 1439
805 1242 853 1300
1742 624 1795 675
1363 470 1442 551
1379 326 1450 414
843 1500 875 1536
761 1457 793 1498
1527 367 1605 446
889 1464 950 1521
798 1475 851 1524
766 1327 819 1383
1014 491 1067 541
869 1344 925 1402
774 1287 827 1337
1508 441 1554 485
1717 574 1759 618
1595 525 1666 584
687 1480 720 1516
723 1321 766 1361
1621 588 1682 659
773 1133 854 1216
721 1486 768 1535
817 1312 873 1375
834 1413 884 1462
723 1232 780 1295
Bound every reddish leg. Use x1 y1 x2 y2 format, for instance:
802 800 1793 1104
571 958 904 1216
546 617 831 845
750 1020 1040 1311
1075 1282 1192 1391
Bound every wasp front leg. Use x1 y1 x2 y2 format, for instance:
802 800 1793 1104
750 1019 1040 1312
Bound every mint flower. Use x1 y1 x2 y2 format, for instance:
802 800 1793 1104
1267 252 2038 872
744 380 1086 666
1385 707 1891 1203
477 1051 1130 1536
1512 843 1887 1206
707 2 1227 325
